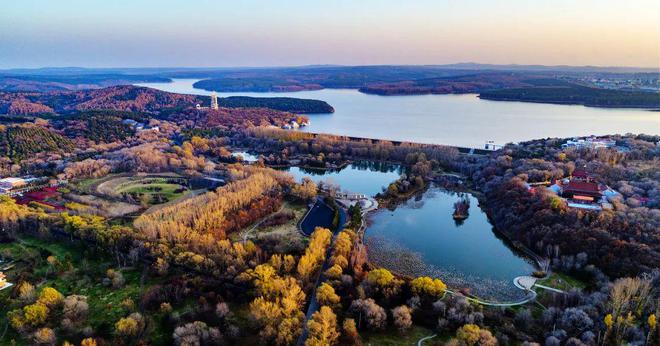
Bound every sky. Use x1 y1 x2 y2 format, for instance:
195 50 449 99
1 0 659 69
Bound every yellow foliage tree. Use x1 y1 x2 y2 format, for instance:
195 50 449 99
24 303 49 327
316 283 341 309
38 287 64 308
115 316 139 337
81 338 98 346
456 324 482 346
306 306 340 346
367 269 395 286
411 276 447 298
324 264 343 280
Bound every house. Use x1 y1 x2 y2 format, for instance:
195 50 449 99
562 180 603 202
484 141 503 151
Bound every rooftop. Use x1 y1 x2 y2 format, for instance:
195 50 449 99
564 181 601 193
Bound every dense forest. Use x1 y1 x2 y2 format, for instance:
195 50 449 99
0 124 74 161
218 96 333 113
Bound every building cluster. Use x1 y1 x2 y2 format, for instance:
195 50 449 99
545 169 619 211
0 176 56 196
561 137 617 150
122 119 159 133
579 77 660 92
282 119 310 130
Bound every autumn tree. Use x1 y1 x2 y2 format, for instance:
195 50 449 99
363 268 402 302
297 227 333 283
291 177 318 201
247 264 306 345
32 327 56 345
38 287 63 308
341 318 362 346
115 313 144 339
316 283 341 310
349 298 387 331
455 324 497 346
411 276 447 300
392 305 413 332
306 306 340 346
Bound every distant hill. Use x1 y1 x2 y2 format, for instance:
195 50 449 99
0 86 200 115
479 83 660 108
0 74 170 92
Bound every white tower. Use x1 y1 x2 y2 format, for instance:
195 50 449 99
210 92 219 110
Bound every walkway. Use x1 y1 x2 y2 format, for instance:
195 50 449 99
240 203 285 243
417 334 437 346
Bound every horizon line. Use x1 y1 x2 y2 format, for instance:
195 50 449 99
1 62 659 72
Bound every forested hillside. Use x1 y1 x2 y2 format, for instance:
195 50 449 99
0 124 74 161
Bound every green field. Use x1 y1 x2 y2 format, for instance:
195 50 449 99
536 272 587 292
117 180 187 204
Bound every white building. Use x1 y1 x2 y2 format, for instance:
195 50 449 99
210 92 219 110
562 137 616 150
0 177 26 189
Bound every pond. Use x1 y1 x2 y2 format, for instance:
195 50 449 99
283 161 404 197
365 185 537 301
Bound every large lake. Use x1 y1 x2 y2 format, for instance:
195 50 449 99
137 79 659 148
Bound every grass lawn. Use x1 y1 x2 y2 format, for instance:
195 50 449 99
361 325 445 346
231 201 307 243
112 177 188 205
118 182 187 203
537 272 586 291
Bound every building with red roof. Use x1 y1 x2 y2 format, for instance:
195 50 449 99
562 180 603 202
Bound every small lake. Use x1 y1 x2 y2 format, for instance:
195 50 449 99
137 79 660 148
365 186 537 301
282 161 404 197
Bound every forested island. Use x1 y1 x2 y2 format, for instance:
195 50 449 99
0 84 658 346
218 96 334 113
